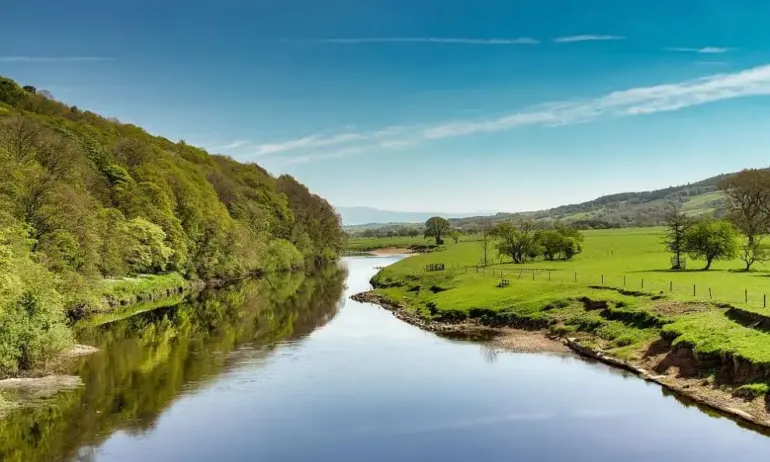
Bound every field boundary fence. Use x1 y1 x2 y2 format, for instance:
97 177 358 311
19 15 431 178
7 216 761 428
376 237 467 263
419 261 770 310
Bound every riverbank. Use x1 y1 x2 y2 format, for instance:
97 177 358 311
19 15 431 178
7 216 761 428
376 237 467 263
352 289 770 431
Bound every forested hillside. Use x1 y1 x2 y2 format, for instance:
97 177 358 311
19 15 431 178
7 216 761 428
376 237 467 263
451 175 730 230
0 75 344 376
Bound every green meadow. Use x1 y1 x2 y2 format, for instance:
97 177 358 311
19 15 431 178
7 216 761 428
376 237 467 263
345 234 476 252
372 227 770 385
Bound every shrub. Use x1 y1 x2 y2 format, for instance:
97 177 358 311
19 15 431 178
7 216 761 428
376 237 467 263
263 239 304 273
0 218 73 376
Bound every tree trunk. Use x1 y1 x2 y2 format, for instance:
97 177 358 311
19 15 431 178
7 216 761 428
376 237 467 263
704 258 713 270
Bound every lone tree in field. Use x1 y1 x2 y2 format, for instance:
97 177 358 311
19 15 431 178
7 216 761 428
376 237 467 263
424 216 450 245
479 222 495 267
494 220 540 264
720 169 770 271
684 219 738 270
664 208 691 270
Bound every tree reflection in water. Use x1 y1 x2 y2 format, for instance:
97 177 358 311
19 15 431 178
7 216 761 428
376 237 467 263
0 264 347 462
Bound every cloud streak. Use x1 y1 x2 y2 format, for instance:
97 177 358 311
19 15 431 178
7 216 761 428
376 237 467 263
0 56 115 63
259 64 770 163
553 35 626 43
667 47 731 54
284 37 541 45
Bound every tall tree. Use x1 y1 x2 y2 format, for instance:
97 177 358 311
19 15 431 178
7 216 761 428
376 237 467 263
424 216 450 245
720 169 770 271
479 222 495 267
684 219 738 270
663 208 691 270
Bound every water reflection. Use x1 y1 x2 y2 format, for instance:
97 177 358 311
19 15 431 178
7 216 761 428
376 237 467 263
0 265 347 462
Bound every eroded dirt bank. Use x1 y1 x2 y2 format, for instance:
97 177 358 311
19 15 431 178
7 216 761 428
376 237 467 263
352 291 770 431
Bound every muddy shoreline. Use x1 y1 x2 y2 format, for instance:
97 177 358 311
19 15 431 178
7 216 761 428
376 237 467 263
352 290 770 433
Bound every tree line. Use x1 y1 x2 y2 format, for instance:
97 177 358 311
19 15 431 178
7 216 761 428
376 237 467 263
0 76 345 376
423 216 584 265
665 168 770 271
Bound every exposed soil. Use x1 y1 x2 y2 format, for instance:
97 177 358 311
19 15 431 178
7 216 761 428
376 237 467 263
369 247 415 256
492 328 570 354
653 301 710 316
353 290 770 432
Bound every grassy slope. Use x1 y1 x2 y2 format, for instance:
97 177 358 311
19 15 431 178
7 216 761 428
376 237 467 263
372 227 770 383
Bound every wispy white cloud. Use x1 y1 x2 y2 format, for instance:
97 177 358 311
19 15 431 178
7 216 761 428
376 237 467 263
253 132 366 156
284 37 541 45
261 64 770 163
220 140 250 150
553 35 626 43
667 47 731 54
0 56 115 62
273 147 366 165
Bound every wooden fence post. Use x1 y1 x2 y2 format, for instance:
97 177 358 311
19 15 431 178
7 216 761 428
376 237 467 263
693 284 696 297
574 272 577 282
532 272 535 281
764 294 767 309
709 287 712 299
548 271 551 281
669 281 672 292
601 274 605 285
745 289 748 303
623 275 626 286
641 278 644 289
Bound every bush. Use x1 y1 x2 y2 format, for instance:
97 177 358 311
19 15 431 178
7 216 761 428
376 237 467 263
263 239 304 273
0 218 73 376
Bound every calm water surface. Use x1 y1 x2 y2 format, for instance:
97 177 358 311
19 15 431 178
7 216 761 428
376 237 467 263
3 256 770 461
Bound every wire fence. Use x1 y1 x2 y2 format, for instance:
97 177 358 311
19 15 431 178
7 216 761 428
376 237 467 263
416 262 770 310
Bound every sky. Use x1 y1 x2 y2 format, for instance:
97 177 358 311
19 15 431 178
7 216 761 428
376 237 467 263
3 0 770 213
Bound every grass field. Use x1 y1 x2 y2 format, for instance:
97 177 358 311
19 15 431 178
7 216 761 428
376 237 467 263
378 227 770 307
372 227 770 387
345 234 478 252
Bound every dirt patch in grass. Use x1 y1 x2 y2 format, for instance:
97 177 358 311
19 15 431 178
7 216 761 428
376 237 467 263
654 301 710 316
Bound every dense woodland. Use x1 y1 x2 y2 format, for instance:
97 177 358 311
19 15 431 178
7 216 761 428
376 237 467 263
0 76 344 376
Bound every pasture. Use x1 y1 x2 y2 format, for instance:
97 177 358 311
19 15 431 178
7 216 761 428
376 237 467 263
373 226 770 377
380 227 770 308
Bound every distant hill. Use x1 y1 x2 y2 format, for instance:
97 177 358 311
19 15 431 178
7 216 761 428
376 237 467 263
451 173 736 230
335 206 492 226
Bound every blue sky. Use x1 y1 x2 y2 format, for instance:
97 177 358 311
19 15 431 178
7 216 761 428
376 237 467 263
3 0 770 213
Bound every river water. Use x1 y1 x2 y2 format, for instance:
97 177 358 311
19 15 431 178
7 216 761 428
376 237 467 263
2 256 770 461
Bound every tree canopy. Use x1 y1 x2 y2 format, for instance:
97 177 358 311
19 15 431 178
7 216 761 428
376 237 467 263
0 75 345 376
424 217 451 245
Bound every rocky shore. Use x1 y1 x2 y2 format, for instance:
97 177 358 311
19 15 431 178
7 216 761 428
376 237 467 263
352 290 770 433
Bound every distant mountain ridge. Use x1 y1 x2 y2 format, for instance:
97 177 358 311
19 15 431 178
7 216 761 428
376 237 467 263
450 173 733 229
341 172 745 229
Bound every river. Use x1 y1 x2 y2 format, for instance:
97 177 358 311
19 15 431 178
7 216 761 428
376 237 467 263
2 256 770 461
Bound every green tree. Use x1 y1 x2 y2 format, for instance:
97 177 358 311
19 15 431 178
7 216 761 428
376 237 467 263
719 169 770 271
664 208 691 270
493 220 541 264
424 216 450 245
124 218 174 273
684 219 738 270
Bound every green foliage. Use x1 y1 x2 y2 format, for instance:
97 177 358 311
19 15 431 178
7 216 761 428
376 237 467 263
0 74 343 376
424 216 451 245
684 219 738 270
0 215 73 376
734 382 770 399
124 218 174 273
493 220 542 264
